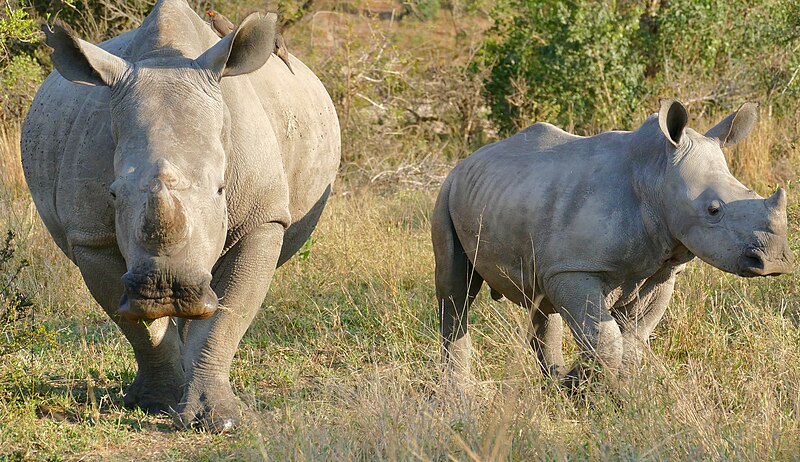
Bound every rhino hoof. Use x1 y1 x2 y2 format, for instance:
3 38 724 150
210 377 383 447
173 407 242 433
125 398 172 415
172 380 243 433
122 381 181 415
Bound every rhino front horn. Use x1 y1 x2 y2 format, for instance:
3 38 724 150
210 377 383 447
140 179 189 249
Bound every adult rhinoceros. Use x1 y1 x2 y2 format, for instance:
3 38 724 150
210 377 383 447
433 100 793 388
21 0 339 431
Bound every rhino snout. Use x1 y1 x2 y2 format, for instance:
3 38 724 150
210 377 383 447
737 242 795 277
118 271 218 321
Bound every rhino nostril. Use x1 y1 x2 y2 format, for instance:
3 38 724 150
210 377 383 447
741 255 764 270
744 246 761 259
740 246 766 272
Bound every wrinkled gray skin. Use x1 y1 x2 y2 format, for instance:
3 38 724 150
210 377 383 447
433 100 794 389
21 0 339 431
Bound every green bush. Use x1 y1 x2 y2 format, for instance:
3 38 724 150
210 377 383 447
1 54 45 120
647 0 799 115
0 2 39 61
479 0 800 135
0 231 55 356
479 1 645 134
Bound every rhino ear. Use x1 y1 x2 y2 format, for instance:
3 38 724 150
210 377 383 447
658 99 688 147
195 12 277 79
705 102 759 148
43 22 130 87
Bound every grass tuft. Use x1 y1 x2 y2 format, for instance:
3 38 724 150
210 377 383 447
1 181 799 459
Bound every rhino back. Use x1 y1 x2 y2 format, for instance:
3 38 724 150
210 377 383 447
248 57 340 219
447 127 665 300
243 55 340 260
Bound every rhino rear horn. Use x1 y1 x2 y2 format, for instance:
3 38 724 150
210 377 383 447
658 99 688 147
42 22 131 87
705 102 759 148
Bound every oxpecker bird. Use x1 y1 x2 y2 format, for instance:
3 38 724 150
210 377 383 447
205 10 294 74
205 10 235 37
274 33 294 74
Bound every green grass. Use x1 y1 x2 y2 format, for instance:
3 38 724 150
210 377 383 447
2 184 800 460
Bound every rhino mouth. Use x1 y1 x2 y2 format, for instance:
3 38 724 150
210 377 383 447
737 246 794 277
118 271 218 321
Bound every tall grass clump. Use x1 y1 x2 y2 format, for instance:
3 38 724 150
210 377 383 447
0 121 25 192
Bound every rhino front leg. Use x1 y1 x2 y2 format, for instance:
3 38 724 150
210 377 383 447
72 246 184 413
174 222 284 432
545 273 622 387
528 298 566 378
616 270 677 379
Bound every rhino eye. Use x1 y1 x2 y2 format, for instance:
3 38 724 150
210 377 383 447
217 184 226 195
707 200 723 220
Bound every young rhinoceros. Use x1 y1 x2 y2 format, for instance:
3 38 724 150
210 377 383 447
22 0 339 432
432 100 794 387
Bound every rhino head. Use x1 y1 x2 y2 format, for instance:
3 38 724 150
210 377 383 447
657 100 794 277
44 13 278 320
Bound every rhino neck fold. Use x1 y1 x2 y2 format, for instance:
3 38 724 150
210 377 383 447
629 117 684 259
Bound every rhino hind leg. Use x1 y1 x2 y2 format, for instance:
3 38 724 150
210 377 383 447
528 299 566 378
436 254 483 389
432 191 483 390
72 246 184 413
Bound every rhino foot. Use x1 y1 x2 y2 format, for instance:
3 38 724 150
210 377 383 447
122 368 183 414
172 377 242 433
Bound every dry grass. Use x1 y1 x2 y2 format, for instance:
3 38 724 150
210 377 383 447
1 170 800 459
729 115 800 191
0 121 26 194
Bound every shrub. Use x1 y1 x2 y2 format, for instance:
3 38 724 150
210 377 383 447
1 54 45 120
479 1 646 134
0 231 55 356
479 0 800 135
0 2 39 61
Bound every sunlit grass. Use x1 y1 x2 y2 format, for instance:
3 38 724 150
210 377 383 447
2 175 800 459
